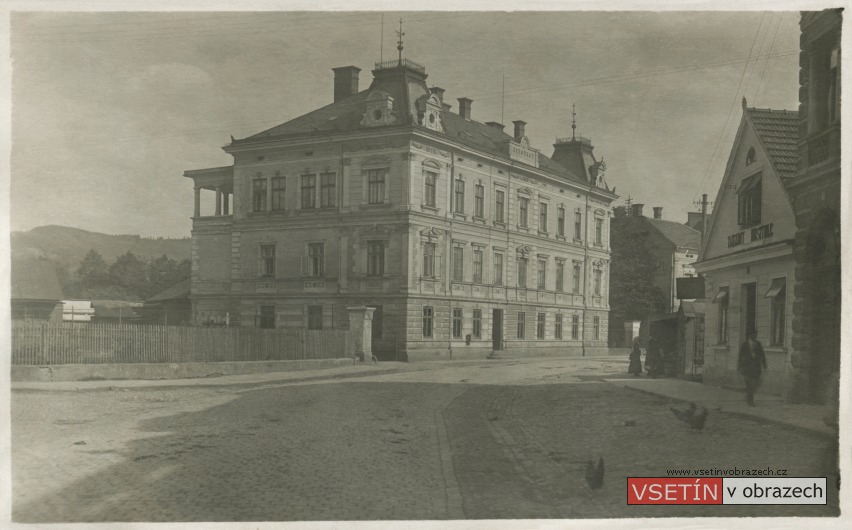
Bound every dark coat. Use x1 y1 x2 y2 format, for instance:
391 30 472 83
628 343 643 374
738 339 767 379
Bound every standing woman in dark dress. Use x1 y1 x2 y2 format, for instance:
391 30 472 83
628 337 643 376
738 332 767 406
646 337 663 378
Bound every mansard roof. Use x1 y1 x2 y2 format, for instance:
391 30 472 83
231 62 612 193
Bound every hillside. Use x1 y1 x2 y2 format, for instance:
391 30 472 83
11 225 191 271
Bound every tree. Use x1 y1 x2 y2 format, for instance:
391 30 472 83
109 251 147 297
608 217 668 343
145 255 191 299
77 249 111 291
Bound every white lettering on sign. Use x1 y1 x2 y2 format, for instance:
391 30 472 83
750 223 774 241
728 222 773 248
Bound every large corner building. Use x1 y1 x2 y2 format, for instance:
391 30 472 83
185 57 617 361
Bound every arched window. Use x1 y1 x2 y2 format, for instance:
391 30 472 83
745 147 756 166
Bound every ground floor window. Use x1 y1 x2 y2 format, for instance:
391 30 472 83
593 316 600 340
555 314 563 339
571 314 580 340
422 306 433 338
307 305 323 330
537 313 546 339
472 309 482 339
452 308 463 339
258 305 275 329
517 311 526 339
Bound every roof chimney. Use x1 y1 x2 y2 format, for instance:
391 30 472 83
653 206 663 219
686 211 703 229
458 97 472 120
332 66 361 103
485 121 505 132
632 203 645 217
513 120 526 140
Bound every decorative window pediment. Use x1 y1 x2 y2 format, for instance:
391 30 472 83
517 187 532 196
420 226 443 241
516 244 534 256
422 159 441 169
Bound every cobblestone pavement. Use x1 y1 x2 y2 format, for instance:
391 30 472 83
11 358 840 522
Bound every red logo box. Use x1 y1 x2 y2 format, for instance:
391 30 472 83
628 477 724 505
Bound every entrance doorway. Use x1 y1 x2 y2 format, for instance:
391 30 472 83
740 282 756 340
492 309 503 350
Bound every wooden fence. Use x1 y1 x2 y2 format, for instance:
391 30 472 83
11 322 348 365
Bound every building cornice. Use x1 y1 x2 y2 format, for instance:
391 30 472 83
693 239 794 272
218 124 616 204
410 129 617 203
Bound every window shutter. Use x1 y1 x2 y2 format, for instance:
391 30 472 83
301 255 310 276
435 255 443 278
255 256 262 278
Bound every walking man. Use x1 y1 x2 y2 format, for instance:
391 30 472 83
737 332 767 406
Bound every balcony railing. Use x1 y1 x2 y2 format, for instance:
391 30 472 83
555 135 591 145
807 127 837 167
374 59 426 74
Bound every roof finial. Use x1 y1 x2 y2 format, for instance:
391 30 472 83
396 18 405 66
742 96 747 110
571 102 577 141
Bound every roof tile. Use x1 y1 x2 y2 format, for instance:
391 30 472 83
746 107 799 181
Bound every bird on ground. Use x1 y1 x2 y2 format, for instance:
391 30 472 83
670 402 709 430
585 457 605 490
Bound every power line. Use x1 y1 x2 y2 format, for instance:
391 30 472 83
12 49 798 155
691 12 769 204
742 13 774 100
752 16 784 104
468 50 797 101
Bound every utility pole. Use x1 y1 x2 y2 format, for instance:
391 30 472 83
700 193 708 255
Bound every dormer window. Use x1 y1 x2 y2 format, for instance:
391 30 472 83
737 173 762 227
746 147 756 166
416 93 444 133
361 90 397 127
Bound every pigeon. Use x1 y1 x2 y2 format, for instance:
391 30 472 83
585 457 605 490
670 402 708 430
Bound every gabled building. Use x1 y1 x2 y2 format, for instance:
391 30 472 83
139 279 192 326
184 56 617 360
608 204 701 347
11 258 63 323
693 100 799 395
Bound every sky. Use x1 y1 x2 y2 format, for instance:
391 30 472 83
8 9 803 237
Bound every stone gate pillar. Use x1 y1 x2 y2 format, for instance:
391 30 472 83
346 306 375 362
